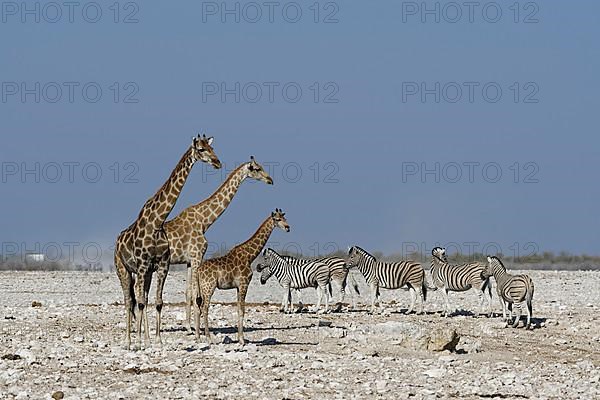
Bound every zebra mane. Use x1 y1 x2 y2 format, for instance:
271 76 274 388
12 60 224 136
263 248 284 260
353 246 375 260
488 255 505 269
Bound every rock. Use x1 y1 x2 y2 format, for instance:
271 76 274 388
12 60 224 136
376 380 388 392
427 328 460 352
31 301 42 307
360 321 459 352
16 391 28 400
1 354 21 361
51 391 65 400
423 368 446 378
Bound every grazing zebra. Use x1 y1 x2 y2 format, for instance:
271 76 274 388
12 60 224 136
483 256 535 329
345 246 431 314
257 248 331 313
430 247 492 317
282 255 360 311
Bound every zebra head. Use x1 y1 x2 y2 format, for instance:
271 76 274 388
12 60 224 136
257 248 278 284
432 247 448 262
256 262 274 284
483 255 506 279
345 246 361 269
271 208 290 232
246 156 274 185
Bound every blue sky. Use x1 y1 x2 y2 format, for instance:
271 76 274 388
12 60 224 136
1 0 599 264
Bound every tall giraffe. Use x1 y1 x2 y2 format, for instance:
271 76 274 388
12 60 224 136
114 134 221 350
164 156 274 330
193 209 290 345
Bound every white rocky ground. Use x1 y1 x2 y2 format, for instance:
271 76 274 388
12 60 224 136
1 269 599 399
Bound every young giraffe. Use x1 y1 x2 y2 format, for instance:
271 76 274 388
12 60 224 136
163 156 274 330
114 134 221 350
193 209 290 345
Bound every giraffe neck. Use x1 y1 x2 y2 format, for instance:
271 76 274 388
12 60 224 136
192 163 249 231
234 217 275 263
139 146 195 229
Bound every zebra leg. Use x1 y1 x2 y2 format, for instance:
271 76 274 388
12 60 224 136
280 286 289 313
512 303 521 328
369 283 378 314
407 287 416 314
526 297 533 329
417 286 425 315
337 280 346 312
507 303 514 326
314 286 322 313
441 288 451 317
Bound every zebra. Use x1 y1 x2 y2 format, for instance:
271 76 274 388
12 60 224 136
257 248 331 313
282 255 360 312
430 247 492 317
483 256 535 329
344 245 432 314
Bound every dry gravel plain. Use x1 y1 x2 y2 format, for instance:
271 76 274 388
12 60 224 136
1 269 599 399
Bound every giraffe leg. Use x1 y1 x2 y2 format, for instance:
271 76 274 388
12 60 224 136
143 271 152 345
115 256 133 350
185 263 192 331
192 262 202 341
201 285 216 344
133 266 147 350
154 256 170 346
237 284 248 345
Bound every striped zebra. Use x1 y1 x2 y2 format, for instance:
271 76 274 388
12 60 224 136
345 246 432 314
282 255 360 311
430 247 492 317
257 248 331 313
483 256 535 329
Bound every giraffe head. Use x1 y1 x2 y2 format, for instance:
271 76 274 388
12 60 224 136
246 156 273 185
432 247 447 262
271 208 290 232
192 134 221 169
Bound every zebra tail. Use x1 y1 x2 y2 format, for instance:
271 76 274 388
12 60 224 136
328 282 333 298
526 277 534 315
422 282 428 301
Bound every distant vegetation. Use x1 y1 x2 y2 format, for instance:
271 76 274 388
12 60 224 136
0 256 104 272
1 251 599 271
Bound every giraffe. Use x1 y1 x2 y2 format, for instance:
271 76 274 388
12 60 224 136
193 209 290 345
114 134 221 350
163 156 274 330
